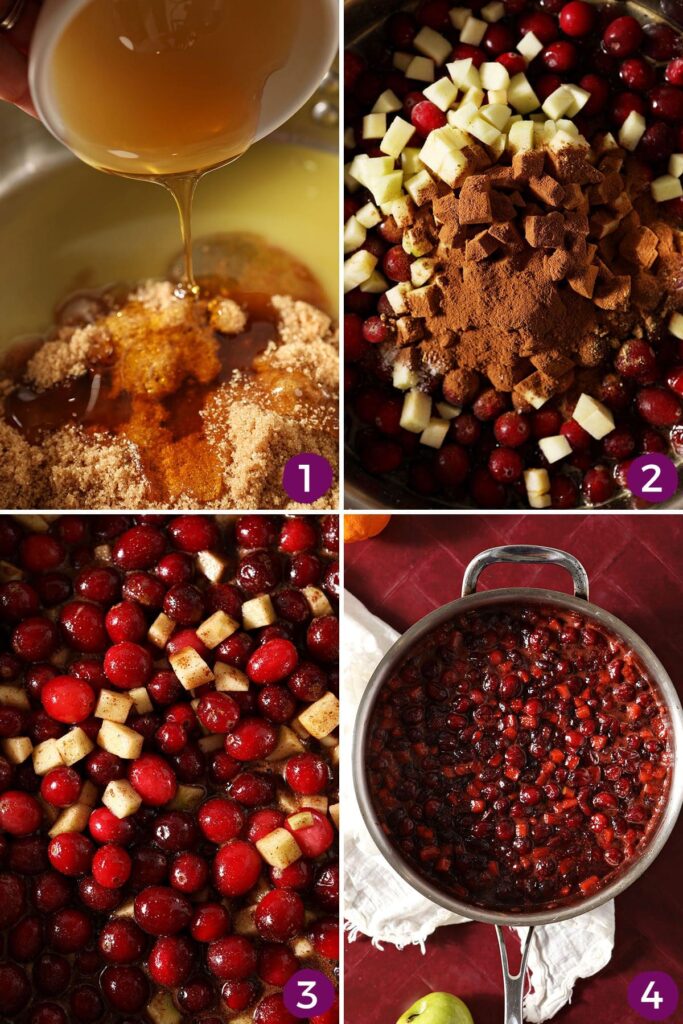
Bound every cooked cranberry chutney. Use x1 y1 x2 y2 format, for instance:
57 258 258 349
366 604 670 910
345 0 683 508
0 514 339 1024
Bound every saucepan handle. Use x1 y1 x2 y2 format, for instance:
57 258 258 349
461 545 589 601
496 925 535 1024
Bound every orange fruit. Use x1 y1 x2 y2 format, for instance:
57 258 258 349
344 514 391 544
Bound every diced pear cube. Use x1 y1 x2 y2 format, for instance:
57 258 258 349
405 55 435 82
198 735 224 754
302 587 333 618
344 216 366 254
618 109 646 152
128 687 153 714
0 561 23 582
460 15 487 45
0 685 30 710
420 418 451 449
32 738 64 775
393 51 412 72
103 779 142 819
572 394 615 440
98 720 144 760
1 736 32 764
148 612 176 648
439 146 472 187
393 361 420 391
297 795 329 815
449 7 470 29
517 30 543 62
385 282 413 314
400 148 424 176
480 103 511 131
507 119 535 153
403 226 434 258
265 726 306 762
169 647 214 691
79 781 98 807
234 906 258 937
669 153 683 177
668 312 683 339
48 803 91 837
436 401 462 419
400 390 432 433
168 784 205 812
363 112 387 139
370 170 405 206
241 595 277 630
565 84 591 117
481 0 505 19
423 77 458 111
95 689 133 724
508 73 540 114
291 936 315 958
373 89 402 113
415 26 452 65
56 727 94 766
113 899 136 918
488 88 508 104
448 100 479 130
528 491 552 509
214 662 250 693
380 117 415 159
524 468 551 496
404 167 435 203
447 57 481 90
344 250 378 293
538 434 572 464
411 257 436 287
462 85 485 108
360 269 388 294
480 62 510 91
297 692 340 740
196 610 239 650
196 549 229 583
467 116 501 145
389 195 414 228
542 85 574 119
329 803 340 829
651 174 683 202
148 991 182 1024
356 202 381 229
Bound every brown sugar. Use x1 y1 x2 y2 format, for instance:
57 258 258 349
26 323 112 390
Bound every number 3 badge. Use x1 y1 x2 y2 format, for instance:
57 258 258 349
283 969 336 1019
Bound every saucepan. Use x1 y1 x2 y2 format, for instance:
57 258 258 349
353 545 683 1023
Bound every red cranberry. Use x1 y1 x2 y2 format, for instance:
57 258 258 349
122 571 165 607
169 851 209 893
32 870 69 914
163 583 204 625
41 675 95 724
362 316 390 344
650 84 683 122
40 766 81 807
48 832 93 877
104 641 152 689
255 889 305 942
235 515 277 549
92 843 132 889
561 418 592 451
34 952 71 995
612 90 646 126
149 934 194 987
247 639 299 684
382 245 413 283
134 885 193 935
129 753 178 806
637 387 682 426
101 964 150 1014
148 669 183 705
20 534 64 573
288 662 327 702
85 748 125 786
254 993 297 1024
75 567 120 604
307 616 338 664
0 790 42 835
247 809 286 844
615 339 658 383
559 0 595 36
112 526 166 570
603 16 643 57
489 447 523 482
483 23 516 55
0 581 39 621
59 601 107 652
47 906 92 952
12 616 58 660
208 935 258 980
10 912 44 960
541 40 577 71
78 875 120 911
195 691 239 734
285 809 334 857
199 796 245 844
155 551 194 586
550 475 579 509
213 840 262 897
620 57 655 92
0 870 27 925
583 466 616 504
309 919 339 960
497 51 526 74
225 718 277 760
176 978 215 1014
410 100 447 137
580 72 609 114
471 468 506 507
473 388 507 421
272 859 314 891
416 0 450 29
192 901 231 942
666 57 683 87
237 551 281 595
69 984 104 1023
89 806 134 844
278 518 319 554
314 864 339 909
0 962 31 1014
168 515 219 552
223 978 259 1012
494 412 530 447
105 600 147 643
285 753 329 795
518 11 557 44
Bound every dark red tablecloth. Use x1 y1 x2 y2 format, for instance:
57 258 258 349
344 513 683 1024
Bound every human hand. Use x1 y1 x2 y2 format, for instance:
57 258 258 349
0 0 41 117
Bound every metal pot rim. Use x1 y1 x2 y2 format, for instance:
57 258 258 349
352 581 683 927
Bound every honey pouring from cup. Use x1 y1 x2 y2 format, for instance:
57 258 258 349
29 0 339 296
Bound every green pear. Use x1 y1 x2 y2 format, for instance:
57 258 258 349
396 993 474 1024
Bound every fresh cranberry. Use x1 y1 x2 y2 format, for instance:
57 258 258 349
192 901 231 942
149 934 194 987
47 906 92 953
473 389 508 421
666 57 683 87
561 418 592 451
307 616 338 664
69 984 104 1023
225 718 278 760
10 912 44 960
541 39 577 71
667 366 683 397
40 766 81 807
637 387 682 426
255 889 305 942
488 447 523 482
237 551 281 595
611 90 646 126
0 581 39 620
285 809 335 857
603 429 636 460
580 72 609 114
603 15 643 57
620 57 655 92
105 600 147 642
32 871 70 914
362 316 390 344
199 796 245 844
112 525 166 570
382 245 413 282
0 871 27 926
128 753 178 806
33 952 71 996
649 84 683 122
223 978 260 1012
85 748 125 786
168 515 219 552
194 691 239 735
36 572 71 607
247 639 299 684
104 641 152 689
416 0 450 29
254 993 298 1024
134 884 193 935
483 23 516 55
0 790 42 835
345 313 370 361
88 806 133 844
101 964 150 1014
497 51 526 74
213 840 262 897
272 859 314 891
20 534 65 573
410 100 447 137
314 864 340 909
92 843 132 889
0 962 31 1014
163 583 204 625
518 11 558 44
75 567 120 604
583 465 616 504
47 832 93 877
247 809 286 844
12 616 58 660
41 675 95 723
285 753 330 795
278 518 318 554
494 412 531 447
169 851 209 893
155 551 194 586
208 934 258 980
176 978 214 1014
559 0 595 36
122 571 165 607
309 919 340 960
59 601 107 652
78 875 120 912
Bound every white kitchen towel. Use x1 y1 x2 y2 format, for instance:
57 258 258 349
343 590 615 1023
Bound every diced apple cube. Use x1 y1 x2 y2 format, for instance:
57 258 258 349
370 170 405 206
481 0 505 19
32 738 64 775
556 117 579 136
508 73 540 113
128 687 153 714
385 282 413 314
198 734 225 754
168 784 205 812
618 109 646 152
420 418 451 449
524 468 551 496
1 736 32 764
356 202 381 229
447 57 481 90
402 168 433 203
297 795 329 814
393 51 412 72
169 647 214 691
0 685 30 709
434 146 469 188
48 803 91 837
488 88 508 104
214 662 250 693
148 991 182 1024
360 269 388 294
517 30 543 62
651 174 683 202
241 595 277 630
380 117 415 159
528 491 552 509
287 811 315 833
297 693 339 740
393 360 420 391
460 15 487 44
400 148 423 176
411 257 436 287
291 936 315 957
344 250 378 293
343 215 366 254
436 401 462 419
148 612 175 648
538 434 572 464
400 390 432 433
405 55 435 82
462 85 485 108
542 85 574 119
196 549 229 583
373 89 402 113
467 115 501 145
0 561 23 582
103 779 142 819
448 100 479 130
669 153 683 177
95 689 133 724
98 720 144 760
329 803 340 829
266 725 306 762
423 77 458 111
480 102 511 131
669 312 683 339
403 226 434 258
56 727 94 766
414 26 452 65
79 781 98 807
565 84 591 117
14 514 49 532
480 62 509 91
449 7 470 29
234 906 258 936
507 119 535 152
363 112 387 139
196 610 239 649
572 393 615 440
113 899 136 918
302 586 333 618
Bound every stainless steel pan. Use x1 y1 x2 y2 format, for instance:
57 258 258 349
353 545 683 1023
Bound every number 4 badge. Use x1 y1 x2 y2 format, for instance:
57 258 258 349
628 972 679 1021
